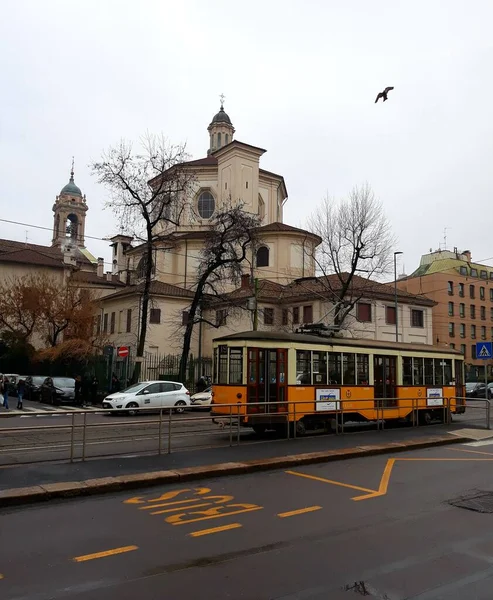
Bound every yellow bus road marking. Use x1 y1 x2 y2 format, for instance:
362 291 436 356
167 505 263 525
288 456 493 503
189 523 242 537
352 459 395 501
447 447 493 457
73 545 138 563
285 470 376 494
278 506 322 518
150 502 212 515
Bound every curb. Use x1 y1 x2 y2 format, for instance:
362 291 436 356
0 435 470 508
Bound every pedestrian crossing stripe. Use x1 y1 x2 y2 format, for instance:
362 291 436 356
1 405 104 417
479 344 492 358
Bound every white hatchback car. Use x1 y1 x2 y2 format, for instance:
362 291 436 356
190 386 212 410
102 380 190 415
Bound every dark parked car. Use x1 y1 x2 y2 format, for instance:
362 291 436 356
465 382 491 399
39 377 76 405
25 376 49 401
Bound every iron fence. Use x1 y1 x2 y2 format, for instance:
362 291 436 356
0 396 489 466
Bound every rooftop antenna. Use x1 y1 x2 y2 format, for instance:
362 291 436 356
25 230 28 245
443 227 450 251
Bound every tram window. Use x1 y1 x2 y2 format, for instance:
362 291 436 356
328 352 342 384
229 348 243 384
443 359 453 385
413 357 424 385
248 349 257 383
219 345 228 384
312 351 328 384
424 358 434 385
342 353 356 385
296 350 311 384
403 357 413 385
356 354 369 384
433 358 443 385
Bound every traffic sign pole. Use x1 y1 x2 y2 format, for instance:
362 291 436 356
475 342 492 406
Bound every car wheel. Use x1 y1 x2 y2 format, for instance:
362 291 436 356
174 400 187 414
126 402 139 416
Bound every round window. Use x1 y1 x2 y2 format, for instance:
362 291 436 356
197 191 215 219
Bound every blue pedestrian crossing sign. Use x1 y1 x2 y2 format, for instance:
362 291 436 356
476 342 493 360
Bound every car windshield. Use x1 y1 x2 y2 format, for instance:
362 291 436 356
32 376 47 385
466 383 477 390
53 378 75 388
121 383 147 394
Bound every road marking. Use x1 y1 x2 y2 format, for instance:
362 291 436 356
189 523 242 537
277 506 322 518
285 470 376 494
151 502 213 515
167 504 263 525
447 447 493 457
352 459 395 501
73 545 138 563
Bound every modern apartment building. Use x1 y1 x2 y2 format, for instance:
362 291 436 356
397 248 493 379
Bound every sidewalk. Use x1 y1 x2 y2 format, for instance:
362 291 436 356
0 422 481 507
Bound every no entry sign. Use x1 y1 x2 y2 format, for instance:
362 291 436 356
117 346 129 358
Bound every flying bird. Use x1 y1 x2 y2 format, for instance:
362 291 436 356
375 86 394 103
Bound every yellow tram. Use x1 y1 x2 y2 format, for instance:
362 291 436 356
210 331 465 435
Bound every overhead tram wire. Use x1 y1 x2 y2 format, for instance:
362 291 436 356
4 218 493 299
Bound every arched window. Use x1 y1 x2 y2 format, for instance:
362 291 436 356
197 191 215 219
256 246 269 268
66 214 78 240
258 194 265 220
217 132 222 147
137 254 155 279
225 134 229 144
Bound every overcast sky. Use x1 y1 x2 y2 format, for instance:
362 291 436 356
1 0 492 277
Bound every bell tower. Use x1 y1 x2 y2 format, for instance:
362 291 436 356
207 94 235 155
52 159 88 248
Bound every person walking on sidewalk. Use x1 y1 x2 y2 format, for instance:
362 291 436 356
2 376 10 410
17 377 25 410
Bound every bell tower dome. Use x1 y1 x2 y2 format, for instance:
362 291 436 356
52 159 88 248
207 94 235 155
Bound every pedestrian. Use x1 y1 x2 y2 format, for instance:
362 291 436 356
90 376 99 405
74 375 82 407
110 374 120 394
2 376 10 410
81 376 90 408
17 378 25 410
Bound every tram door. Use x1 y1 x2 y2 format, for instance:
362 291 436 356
247 348 287 414
373 355 397 407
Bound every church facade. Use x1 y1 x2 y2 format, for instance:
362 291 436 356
99 104 435 361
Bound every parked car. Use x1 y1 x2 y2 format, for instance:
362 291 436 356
39 377 76 405
465 382 491 399
102 381 190 415
190 386 212 410
25 376 49 401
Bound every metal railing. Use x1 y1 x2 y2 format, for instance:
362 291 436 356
0 396 489 466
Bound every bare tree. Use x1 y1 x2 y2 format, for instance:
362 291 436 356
179 203 261 381
307 184 395 328
92 134 195 382
0 275 41 341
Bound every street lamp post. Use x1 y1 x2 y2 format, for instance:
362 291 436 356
394 251 403 343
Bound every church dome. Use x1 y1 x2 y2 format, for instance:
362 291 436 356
211 107 232 126
60 171 82 197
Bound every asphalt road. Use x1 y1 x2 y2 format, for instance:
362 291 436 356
0 399 489 466
3 440 493 599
